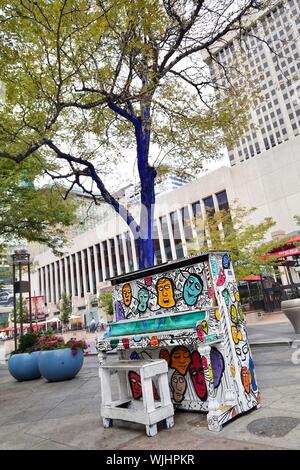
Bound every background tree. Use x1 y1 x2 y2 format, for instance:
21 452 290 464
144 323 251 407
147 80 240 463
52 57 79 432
98 290 114 321
0 158 77 254
0 0 278 267
190 203 285 280
57 291 72 328
10 297 28 324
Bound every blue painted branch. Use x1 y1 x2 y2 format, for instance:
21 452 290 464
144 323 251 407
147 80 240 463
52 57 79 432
44 140 140 241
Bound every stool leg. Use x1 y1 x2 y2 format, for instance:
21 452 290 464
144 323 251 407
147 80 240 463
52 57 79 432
158 372 172 406
146 423 157 437
103 418 113 428
141 376 155 413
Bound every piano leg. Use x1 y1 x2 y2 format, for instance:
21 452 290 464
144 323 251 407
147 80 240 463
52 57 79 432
165 416 174 429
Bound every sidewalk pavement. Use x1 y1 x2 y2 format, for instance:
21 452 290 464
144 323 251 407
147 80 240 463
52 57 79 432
1 318 300 449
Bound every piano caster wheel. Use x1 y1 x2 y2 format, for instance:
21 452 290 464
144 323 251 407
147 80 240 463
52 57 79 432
146 424 158 437
103 418 113 428
165 416 174 429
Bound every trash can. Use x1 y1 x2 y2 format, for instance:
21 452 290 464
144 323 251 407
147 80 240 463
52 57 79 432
281 299 300 334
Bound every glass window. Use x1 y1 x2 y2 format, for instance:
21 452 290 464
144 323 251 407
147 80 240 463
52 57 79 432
203 196 215 216
109 239 117 277
160 215 172 261
153 221 162 265
38 269 41 296
89 247 96 294
216 190 229 211
77 252 84 297
47 265 51 302
72 254 78 297
117 235 126 274
56 261 61 300
95 244 103 282
61 259 66 294
125 232 134 271
102 241 110 280
181 206 193 243
170 211 184 259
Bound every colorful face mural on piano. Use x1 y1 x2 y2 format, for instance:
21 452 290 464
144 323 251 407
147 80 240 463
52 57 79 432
137 288 150 313
156 277 175 308
183 273 203 306
128 370 142 399
170 346 191 375
122 283 132 307
222 253 230 270
171 370 187 402
241 367 251 394
189 351 207 401
210 347 225 388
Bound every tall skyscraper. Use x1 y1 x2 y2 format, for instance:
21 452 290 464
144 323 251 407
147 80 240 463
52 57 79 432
204 0 300 166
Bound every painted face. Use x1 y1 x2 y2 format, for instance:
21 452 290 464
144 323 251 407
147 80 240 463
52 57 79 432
210 259 219 278
230 305 238 324
171 370 187 402
183 274 203 306
201 320 208 335
128 371 142 399
216 268 226 286
210 347 225 388
215 309 221 321
156 278 175 308
159 348 170 365
235 342 249 362
122 283 132 307
196 323 205 342
241 367 251 394
249 356 257 392
115 301 125 321
222 254 230 269
189 351 207 401
222 289 229 306
130 351 140 360
137 288 149 313
231 325 242 345
170 346 191 375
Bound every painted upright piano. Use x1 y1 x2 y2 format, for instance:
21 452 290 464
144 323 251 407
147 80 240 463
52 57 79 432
97 251 260 431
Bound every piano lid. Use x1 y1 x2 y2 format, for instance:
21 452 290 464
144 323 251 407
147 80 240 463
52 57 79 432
107 250 229 285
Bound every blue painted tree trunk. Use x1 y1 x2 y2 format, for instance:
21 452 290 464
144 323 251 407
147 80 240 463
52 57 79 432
108 101 157 270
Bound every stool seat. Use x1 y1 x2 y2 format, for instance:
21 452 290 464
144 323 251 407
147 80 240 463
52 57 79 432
99 359 174 436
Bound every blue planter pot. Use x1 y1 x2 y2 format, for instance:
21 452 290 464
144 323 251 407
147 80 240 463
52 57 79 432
38 348 84 382
8 351 41 381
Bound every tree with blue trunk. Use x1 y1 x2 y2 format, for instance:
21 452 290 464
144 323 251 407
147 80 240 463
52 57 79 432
0 1 271 269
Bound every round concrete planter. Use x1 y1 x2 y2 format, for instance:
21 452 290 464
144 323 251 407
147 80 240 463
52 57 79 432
38 348 84 382
8 351 41 381
281 299 300 334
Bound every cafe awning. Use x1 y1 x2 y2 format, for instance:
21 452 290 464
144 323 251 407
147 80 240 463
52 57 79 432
46 317 61 323
70 315 81 322
262 235 300 260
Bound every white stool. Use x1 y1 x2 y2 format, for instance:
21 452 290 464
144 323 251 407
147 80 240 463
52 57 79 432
99 359 174 437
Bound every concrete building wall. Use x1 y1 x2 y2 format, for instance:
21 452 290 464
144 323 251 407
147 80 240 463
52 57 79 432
31 136 300 320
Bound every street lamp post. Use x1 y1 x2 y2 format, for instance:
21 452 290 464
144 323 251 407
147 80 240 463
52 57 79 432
11 249 32 349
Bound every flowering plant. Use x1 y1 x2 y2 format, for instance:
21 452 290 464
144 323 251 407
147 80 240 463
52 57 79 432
33 335 87 356
36 335 65 351
65 338 88 356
